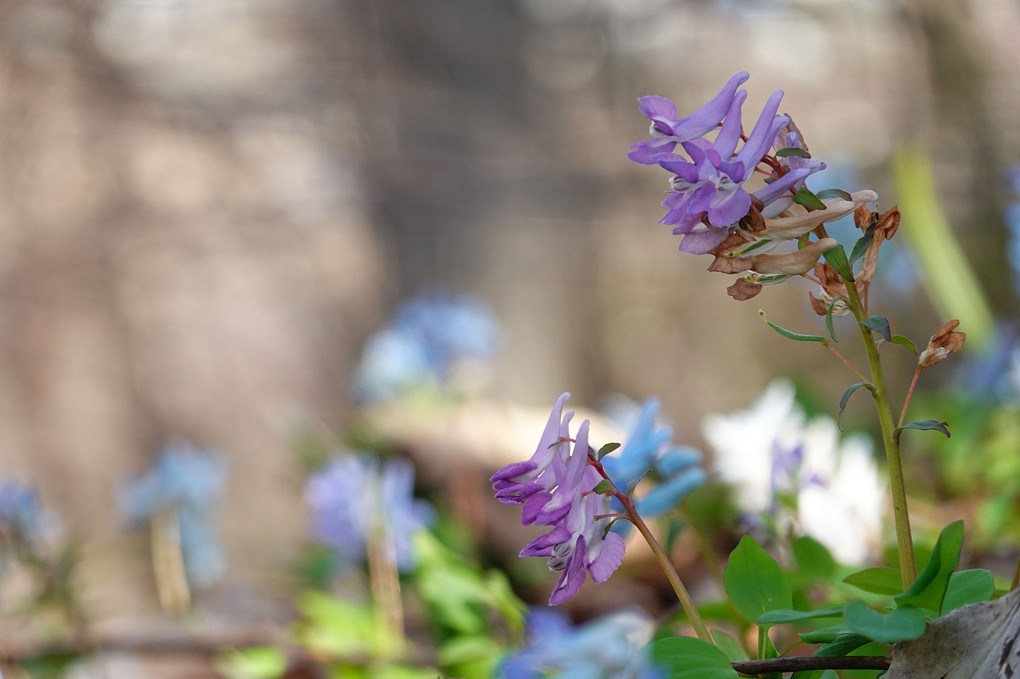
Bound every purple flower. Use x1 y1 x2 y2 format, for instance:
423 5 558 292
631 74 827 255
491 395 626 605
628 72 749 165
305 454 433 573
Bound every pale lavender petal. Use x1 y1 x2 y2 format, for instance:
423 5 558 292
707 188 751 227
587 532 626 583
671 72 749 139
627 139 677 164
736 90 789 168
548 538 589 605
753 167 813 206
679 228 729 254
521 490 554 525
520 525 572 557
713 90 747 158
636 95 678 130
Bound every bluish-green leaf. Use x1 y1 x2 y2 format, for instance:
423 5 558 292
822 245 855 282
777 147 812 159
792 535 836 579
793 187 827 211
940 568 994 615
712 631 750 663
816 188 852 201
723 535 793 626
896 420 951 439
811 632 873 656
799 625 853 644
837 381 875 430
597 442 621 460
760 311 827 343
895 520 964 612
848 227 875 265
650 636 739 679
862 315 892 343
843 567 903 596
824 297 848 342
890 335 918 354
758 605 845 625
592 479 613 495
843 601 926 643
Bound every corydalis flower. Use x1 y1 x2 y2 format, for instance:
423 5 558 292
492 394 626 605
305 454 433 573
600 396 705 521
352 292 500 402
119 439 229 586
501 608 663 679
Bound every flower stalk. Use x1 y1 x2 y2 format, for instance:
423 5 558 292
844 283 916 587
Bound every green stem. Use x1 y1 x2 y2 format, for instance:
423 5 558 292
845 283 916 587
618 492 714 644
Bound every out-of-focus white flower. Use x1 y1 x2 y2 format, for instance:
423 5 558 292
702 379 885 564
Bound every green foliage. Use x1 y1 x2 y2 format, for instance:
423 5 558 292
792 536 836 580
894 520 964 613
860 316 891 343
723 535 792 626
760 311 827 343
896 419 951 439
216 647 288 679
843 567 902 596
842 601 926 643
821 244 855 282
650 636 739 679
940 569 995 614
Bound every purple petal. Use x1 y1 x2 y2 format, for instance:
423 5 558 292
707 188 751 227
752 167 813 206
520 491 553 525
587 532 626 583
490 461 537 484
520 525 572 557
671 72 750 140
548 537 589 605
713 90 747 158
736 90 789 169
628 139 677 164
637 95 678 125
678 229 729 254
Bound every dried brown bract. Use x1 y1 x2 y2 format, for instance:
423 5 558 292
918 319 965 368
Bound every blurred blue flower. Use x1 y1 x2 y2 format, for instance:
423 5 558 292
304 454 433 573
352 293 500 402
0 481 57 546
501 608 663 679
600 397 705 523
119 439 229 586
1004 166 1020 298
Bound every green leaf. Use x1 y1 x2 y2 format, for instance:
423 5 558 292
890 335 919 354
843 600 926 643
712 631 750 663
823 297 848 342
816 188 853 201
896 420 951 439
723 535 793 625
758 605 845 625
940 568 994 615
792 535 836 579
592 479 613 495
215 647 288 679
843 567 903 596
848 227 875 266
837 381 875 431
822 244 855 282
777 147 812 159
597 442 621 460
793 187 827 211
799 625 853 644
862 315 892 343
650 636 740 679
437 635 503 665
811 632 873 656
760 310 827 343
895 520 964 612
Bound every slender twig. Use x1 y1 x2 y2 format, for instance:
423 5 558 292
845 283 916 587
823 341 869 382
587 456 714 645
898 366 923 427
731 655 890 675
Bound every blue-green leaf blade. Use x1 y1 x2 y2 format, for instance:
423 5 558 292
894 520 964 612
940 568 994 615
723 535 793 626
650 636 739 679
843 601 926 643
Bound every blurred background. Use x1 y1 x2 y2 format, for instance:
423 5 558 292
1 0 1020 674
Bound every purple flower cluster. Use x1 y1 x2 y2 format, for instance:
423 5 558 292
491 393 626 605
304 454 433 573
630 73 826 255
